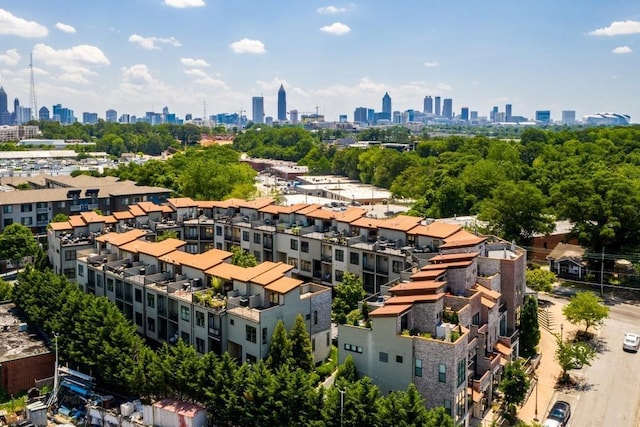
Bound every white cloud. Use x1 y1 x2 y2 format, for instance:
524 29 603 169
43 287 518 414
317 5 347 14
0 9 48 37
424 61 439 68
55 22 76 33
0 49 20 66
34 43 110 66
229 38 266 54
164 0 205 8
320 22 351 35
121 64 161 86
129 34 182 50
193 76 229 89
181 57 210 67
589 20 640 36
184 68 208 77
612 46 632 54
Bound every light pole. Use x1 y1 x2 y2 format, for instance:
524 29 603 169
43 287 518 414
533 374 539 421
561 323 564 341
339 388 345 427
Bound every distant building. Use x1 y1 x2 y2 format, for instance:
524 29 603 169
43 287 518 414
561 110 576 125
442 99 453 120
424 96 433 114
535 110 551 123
435 96 441 116
265 116 273 126
505 104 512 122
106 109 118 123
339 114 348 123
252 96 264 124
52 104 76 125
0 125 39 142
460 107 469 121
39 106 50 121
354 107 368 123
83 112 99 124
583 112 630 126
277 84 287 122
15 106 32 125
382 92 392 116
289 109 299 124
0 87 10 125
119 114 131 124
490 106 498 122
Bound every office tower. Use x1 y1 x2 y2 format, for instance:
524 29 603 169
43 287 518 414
0 87 10 125
535 110 551 123
15 106 31 124
106 109 118 123
252 96 264 124
505 104 512 122
434 96 441 116
119 114 130 124
354 107 368 123
406 109 415 122
82 112 98 124
461 107 469 121
470 111 478 120
277 84 287 121
490 106 498 122
392 111 402 124
424 96 433 114
13 98 19 123
185 113 193 121
339 115 347 123
39 106 50 121
561 110 576 125
289 110 299 124
367 109 375 123
382 92 391 116
442 98 453 120
265 116 273 126
52 104 75 124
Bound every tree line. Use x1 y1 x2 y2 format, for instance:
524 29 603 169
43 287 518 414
11 267 453 426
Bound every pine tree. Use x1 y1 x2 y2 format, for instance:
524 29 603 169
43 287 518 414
520 295 541 357
336 354 357 383
267 320 293 370
289 313 315 372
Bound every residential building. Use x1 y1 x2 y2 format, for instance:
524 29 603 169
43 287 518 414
0 125 39 142
277 84 287 122
252 96 264 124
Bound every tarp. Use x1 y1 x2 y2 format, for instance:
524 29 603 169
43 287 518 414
61 380 91 396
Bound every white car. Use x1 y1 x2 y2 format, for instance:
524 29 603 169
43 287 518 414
623 333 640 352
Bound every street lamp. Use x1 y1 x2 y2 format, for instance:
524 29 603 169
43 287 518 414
339 388 345 427
561 323 564 341
533 374 539 422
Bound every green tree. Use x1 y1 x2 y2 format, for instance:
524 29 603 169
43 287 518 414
267 320 293 370
289 314 315 372
526 268 556 292
519 296 541 357
0 223 39 266
332 272 365 324
51 213 70 223
499 360 530 408
230 245 258 267
0 278 11 301
375 383 437 427
478 181 554 244
156 230 178 242
335 354 357 383
555 335 595 383
562 291 609 334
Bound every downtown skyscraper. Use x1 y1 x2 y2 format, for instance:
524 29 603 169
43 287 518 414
252 96 264 124
277 84 286 122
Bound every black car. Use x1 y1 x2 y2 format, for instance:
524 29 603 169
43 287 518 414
544 400 571 426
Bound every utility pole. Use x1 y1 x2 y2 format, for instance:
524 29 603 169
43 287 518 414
600 247 605 296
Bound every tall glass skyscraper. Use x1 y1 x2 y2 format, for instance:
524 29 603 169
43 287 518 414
382 92 391 116
435 96 441 116
0 87 10 125
424 96 433 114
252 96 264 124
277 84 287 122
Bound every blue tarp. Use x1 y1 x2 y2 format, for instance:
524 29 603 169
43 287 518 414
61 380 91 396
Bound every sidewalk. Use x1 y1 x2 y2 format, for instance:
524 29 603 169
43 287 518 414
517 294 579 423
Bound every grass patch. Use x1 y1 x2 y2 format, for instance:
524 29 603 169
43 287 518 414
315 345 338 381
0 393 27 413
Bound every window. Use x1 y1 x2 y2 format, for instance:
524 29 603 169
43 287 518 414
335 270 344 282
65 250 77 261
343 343 363 353
314 310 318 325
186 244 198 253
312 338 316 352
121 197 129 206
350 252 359 265
196 311 205 327
439 364 446 382
63 268 75 279
335 249 344 262
456 388 466 417
287 257 298 269
253 251 261 262
262 327 268 345
444 399 452 416
181 306 190 322
77 264 84 277
396 355 403 363
36 202 47 209
472 312 480 325
3 219 12 227
147 293 155 308
215 226 222 236
246 353 257 364
290 239 298 250
135 312 143 326
147 317 155 332
326 332 330 346
415 359 422 377
301 241 309 253
21 217 33 226
196 337 205 353
230 319 234 326
246 325 257 343
457 359 466 387
107 279 114 292
300 260 311 272
58 201 65 208
135 289 142 303
379 352 388 363
392 260 403 273
21 203 32 212
254 233 261 244
242 231 249 241
181 331 190 343
2 205 12 214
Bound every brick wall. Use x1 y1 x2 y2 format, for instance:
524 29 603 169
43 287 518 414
1 352 55 395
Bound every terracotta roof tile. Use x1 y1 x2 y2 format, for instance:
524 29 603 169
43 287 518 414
113 210 134 220
68 215 86 227
369 303 413 317
48 221 73 231
429 252 479 262
410 269 447 280
265 277 303 294
378 215 422 232
388 280 446 295
166 197 197 208
95 229 147 246
409 222 462 238
128 205 146 217
137 201 165 213
385 293 444 304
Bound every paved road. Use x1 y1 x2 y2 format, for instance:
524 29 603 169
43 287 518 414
568 303 640 427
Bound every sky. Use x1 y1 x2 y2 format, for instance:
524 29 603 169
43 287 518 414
0 1 639 123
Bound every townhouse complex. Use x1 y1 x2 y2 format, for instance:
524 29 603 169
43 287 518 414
47 195 525 426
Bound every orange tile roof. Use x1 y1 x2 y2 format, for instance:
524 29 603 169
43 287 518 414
80 211 105 224
159 248 232 271
378 215 422 232
128 205 146 217
120 238 185 257
102 215 118 224
137 201 165 213
429 252 479 262
305 208 335 220
440 230 487 248
196 201 218 209
167 197 197 208
113 210 134 220
385 293 445 304
259 203 309 215
161 205 174 213
350 217 385 229
481 296 496 309
369 303 413 317
409 222 462 238
238 197 275 209
495 342 513 356
410 269 446 280
96 229 147 246
332 207 366 223
296 204 322 215
49 221 73 231
265 276 303 294
388 280 446 295
473 284 501 300
251 262 294 285
206 263 247 281
258 204 283 214
68 215 86 227
422 260 473 270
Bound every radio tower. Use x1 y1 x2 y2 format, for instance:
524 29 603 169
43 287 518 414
29 53 38 121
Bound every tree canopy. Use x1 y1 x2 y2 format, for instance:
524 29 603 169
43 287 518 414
562 291 609 333
0 223 40 265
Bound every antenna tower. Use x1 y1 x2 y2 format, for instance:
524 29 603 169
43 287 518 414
29 53 38 121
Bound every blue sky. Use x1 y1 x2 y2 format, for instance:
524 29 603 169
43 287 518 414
0 1 639 123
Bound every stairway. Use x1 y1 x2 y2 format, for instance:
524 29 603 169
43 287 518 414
537 307 555 334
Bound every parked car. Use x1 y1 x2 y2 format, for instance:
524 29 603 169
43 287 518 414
623 333 640 352
543 400 571 427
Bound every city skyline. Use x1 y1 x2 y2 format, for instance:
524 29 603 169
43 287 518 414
0 2 638 122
